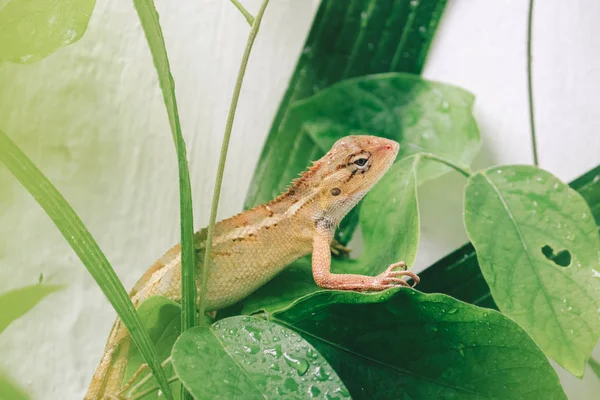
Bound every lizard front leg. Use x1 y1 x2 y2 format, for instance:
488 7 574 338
312 221 419 290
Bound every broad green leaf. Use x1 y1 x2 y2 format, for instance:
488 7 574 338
272 289 566 400
298 73 480 182
0 0 95 64
122 296 182 400
133 0 196 350
245 0 448 244
0 373 28 400
464 165 600 377
172 316 348 400
241 155 421 315
0 284 62 334
0 130 171 398
418 164 600 310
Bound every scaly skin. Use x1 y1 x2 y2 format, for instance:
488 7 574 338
85 135 419 399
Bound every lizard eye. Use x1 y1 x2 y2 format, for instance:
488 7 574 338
346 151 371 172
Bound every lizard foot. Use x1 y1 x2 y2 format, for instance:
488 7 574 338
330 238 351 257
374 261 420 288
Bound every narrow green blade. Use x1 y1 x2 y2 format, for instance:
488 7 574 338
0 130 171 400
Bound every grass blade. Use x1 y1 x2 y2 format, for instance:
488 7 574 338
132 0 195 335
197 0 270 322
0 130 172 399
132 1 195 398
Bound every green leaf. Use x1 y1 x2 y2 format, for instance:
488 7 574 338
172 316 349 400
272 289 566 400
133 3 196 392
0 373 29 400
0 130 171 399
298 73 480 181
0 0 95 64
464 165 600 377
245 0 448 244
0 284 62 334
241 155 421 315
418 165 600 310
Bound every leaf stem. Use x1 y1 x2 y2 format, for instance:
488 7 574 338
122 356 173 398
419 153 472 178
589 356 600 380
130 376 180 400
197 0 270 323
527 0 539 166
230 0 255 26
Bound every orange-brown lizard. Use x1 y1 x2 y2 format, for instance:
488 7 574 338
85 135 419 399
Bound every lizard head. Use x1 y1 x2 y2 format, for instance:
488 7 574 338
316 135 399 223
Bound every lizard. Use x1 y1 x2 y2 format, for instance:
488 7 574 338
85 135 419 399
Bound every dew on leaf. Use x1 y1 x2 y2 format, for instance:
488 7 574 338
309 385 322 397
284 377 299 393
283 353 309 376
314 366 330 382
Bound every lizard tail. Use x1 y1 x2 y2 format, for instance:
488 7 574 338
85 243 184 399
84 320 131 399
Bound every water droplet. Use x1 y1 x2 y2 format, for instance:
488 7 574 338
283 353 309 375
593 175 600 184
264 344 282 358
306 348 318 359
439 100 450 112
410 0 420 7
243 344 260 354
313 366 330 382
592 269 600 279
284 377 299 392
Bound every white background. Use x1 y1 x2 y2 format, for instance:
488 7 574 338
0 0 599 398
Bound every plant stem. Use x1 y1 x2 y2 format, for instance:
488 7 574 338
527 0 539 166
197 0 270 323
589 356 600 380
420 153 472 178
230 0 255 26
130 376 180 400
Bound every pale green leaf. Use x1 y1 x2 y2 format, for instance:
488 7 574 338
0 372 29 400
0 0 96 64
172 316 348 400
464 165 600 377
0 284 62 334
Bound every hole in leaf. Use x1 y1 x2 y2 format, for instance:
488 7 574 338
541 245 571 267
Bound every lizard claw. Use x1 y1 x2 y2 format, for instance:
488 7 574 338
330 238 351 257
376 261 419 288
